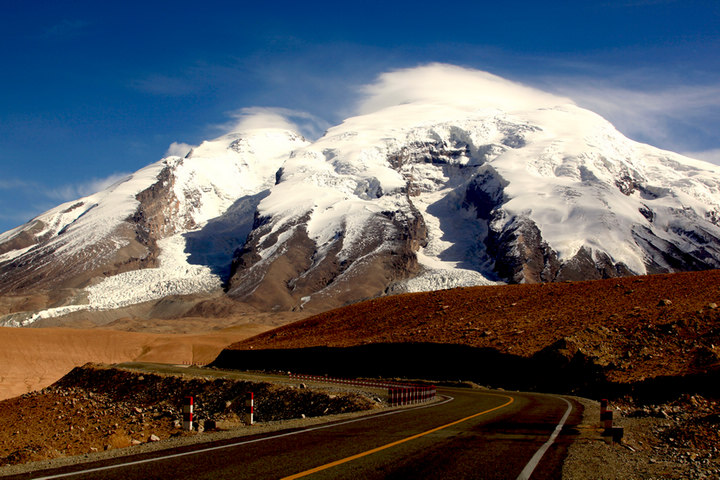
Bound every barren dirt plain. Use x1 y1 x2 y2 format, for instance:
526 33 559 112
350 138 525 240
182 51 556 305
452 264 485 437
0 312 308 401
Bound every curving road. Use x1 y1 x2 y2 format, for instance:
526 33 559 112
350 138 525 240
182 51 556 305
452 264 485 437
13 387 581 480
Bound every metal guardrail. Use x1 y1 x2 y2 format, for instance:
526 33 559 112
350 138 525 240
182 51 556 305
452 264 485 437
287 373 436 406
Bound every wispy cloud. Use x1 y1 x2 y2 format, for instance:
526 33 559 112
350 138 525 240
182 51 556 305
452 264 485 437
0 178 35 190
682 149 720 165
165 142 195 157
348 63 720 164
0 207 45 225
543 76 720 155
354 63 572 115
46 173 130 202
224 107 330 140
0 173 131 231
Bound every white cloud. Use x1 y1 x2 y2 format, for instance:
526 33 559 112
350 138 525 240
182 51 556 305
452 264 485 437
355 63 573 115
681 149 720 166
165 142 194 158
47 173 130 201
349 64 720 159
226 107 330 140
540 76 720 153
0 179 34 190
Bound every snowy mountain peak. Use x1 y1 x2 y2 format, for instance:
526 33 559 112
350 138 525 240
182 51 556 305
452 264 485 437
2 67 720 325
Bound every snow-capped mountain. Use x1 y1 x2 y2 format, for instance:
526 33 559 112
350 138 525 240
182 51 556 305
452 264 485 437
2 65 720 325
0 128 308 324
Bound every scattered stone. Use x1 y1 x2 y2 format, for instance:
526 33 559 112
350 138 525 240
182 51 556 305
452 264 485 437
148 434 160 443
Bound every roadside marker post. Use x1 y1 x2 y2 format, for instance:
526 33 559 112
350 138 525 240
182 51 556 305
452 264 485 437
183 396 193 431
601 410 613 429
245 392 254 425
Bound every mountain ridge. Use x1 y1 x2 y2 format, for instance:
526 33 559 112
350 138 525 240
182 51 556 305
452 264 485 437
2 65 720 325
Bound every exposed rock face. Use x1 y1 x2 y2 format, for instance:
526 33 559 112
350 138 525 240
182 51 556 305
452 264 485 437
0 166 179 300
227 203 428 312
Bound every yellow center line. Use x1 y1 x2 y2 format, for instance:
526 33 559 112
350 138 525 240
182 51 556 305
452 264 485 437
282 394 515 480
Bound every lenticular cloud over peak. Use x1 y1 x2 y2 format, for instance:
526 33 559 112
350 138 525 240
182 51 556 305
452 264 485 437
355 63 574 115
229 107 328 140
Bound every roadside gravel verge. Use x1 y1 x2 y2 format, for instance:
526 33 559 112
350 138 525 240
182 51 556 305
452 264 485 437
0 363 384 476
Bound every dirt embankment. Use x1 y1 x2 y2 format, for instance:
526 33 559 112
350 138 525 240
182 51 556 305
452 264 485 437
0 364 377 467
563 394 720 480
222 270 720 389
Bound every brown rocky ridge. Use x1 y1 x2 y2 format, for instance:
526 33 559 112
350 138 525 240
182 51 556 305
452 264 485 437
219 269 719 389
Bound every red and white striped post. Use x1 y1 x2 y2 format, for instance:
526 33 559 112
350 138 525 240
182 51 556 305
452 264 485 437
245 392 254 425
183 396 193 431
602 409 613 429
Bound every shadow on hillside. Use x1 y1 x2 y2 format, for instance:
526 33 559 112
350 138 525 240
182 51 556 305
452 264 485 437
184 190 270 282
212 342 720 401
424 190 497 279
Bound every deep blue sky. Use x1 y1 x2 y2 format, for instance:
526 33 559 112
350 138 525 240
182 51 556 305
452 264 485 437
2 0 720 233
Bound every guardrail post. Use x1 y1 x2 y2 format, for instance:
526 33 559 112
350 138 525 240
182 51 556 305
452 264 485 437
245 392 254 425
183 396 193 431
601 409 613 430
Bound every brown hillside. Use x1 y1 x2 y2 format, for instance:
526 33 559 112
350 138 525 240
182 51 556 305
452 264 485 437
226 270 720 384
0 324 274 401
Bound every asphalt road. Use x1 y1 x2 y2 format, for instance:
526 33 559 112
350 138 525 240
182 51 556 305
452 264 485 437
14 387 581 480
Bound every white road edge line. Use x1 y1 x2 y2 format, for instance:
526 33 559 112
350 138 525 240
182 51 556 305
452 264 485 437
516 396 573 480
33 396 455 480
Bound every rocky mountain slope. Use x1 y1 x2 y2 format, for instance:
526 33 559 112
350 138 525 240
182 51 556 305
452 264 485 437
2 65 720 324
0 129 307 325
